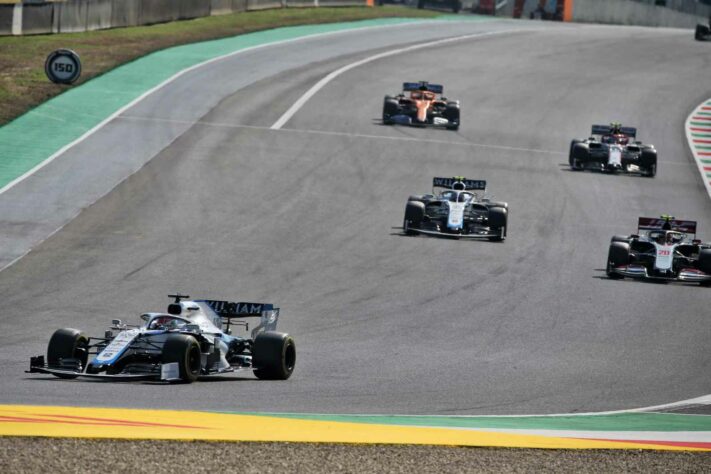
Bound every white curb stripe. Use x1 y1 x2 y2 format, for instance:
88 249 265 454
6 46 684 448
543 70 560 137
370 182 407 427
684 99 711 200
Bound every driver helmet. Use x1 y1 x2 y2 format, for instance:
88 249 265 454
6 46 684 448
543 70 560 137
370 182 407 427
150 316 179 330
442 191 458 202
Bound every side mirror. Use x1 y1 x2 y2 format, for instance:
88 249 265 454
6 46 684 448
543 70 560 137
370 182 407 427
140 313 150 322
111 319 122 326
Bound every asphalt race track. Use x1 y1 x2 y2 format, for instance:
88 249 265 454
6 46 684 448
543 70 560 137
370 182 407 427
1 18 710 415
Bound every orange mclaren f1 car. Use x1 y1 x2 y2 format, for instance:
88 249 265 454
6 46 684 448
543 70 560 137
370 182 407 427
382 81 460 130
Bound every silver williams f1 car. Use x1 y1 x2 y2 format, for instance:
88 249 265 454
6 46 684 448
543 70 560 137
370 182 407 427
403 176 508 241
569 123 657 176
28 295 296 383
606 216 711 284
382 81 460 130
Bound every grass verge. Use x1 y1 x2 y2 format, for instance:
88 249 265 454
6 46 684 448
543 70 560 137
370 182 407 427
0 6 438 126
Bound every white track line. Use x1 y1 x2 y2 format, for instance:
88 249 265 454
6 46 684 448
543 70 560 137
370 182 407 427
0 19 449 199
250 394 711 419
119 114 562 155
270 29 523 130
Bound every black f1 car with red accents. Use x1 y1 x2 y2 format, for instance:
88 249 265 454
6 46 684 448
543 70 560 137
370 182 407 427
28 294 296 383
403 176 508 241
382 81 460 130
606 216 711 284
569 123 657 176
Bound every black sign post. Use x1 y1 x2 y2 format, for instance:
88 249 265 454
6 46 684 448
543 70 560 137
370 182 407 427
45 49 82 84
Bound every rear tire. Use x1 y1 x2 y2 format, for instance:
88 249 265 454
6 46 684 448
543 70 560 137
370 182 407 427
47 328 89 379
404 201 425 235
696 24 709 41
253 332 296 380
606 242 629 279
162 334 201 383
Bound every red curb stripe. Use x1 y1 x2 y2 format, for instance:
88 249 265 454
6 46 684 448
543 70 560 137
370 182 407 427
693 116 711 121
702 106 711 111
693 139 711 144
704 167 711 172
34 413 207 429
698 152 711 156
0 413 208 430
590 438 711 450
691 127 711 132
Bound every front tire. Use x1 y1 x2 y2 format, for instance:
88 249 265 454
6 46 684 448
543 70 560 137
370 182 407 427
161 334 201 383
569 141 586 171
382 96 399 125
606 242 629 279
404 201 425 235
487 206 507 242
640 148 657 177
444 103 460 130
47 328 89 379
253 332 296 380
698 248 711 280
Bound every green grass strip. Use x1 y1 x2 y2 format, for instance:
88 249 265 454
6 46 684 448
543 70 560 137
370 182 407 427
223 412 711 432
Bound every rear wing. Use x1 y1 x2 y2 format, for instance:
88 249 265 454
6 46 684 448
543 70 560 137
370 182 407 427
403 81 443 94
200 299 280 338
591 124 637 139
201 300 277 318
638 217 697 235
432 176 486 191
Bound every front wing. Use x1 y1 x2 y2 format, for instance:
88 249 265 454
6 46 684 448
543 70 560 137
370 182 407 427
27 356 250 382
609 265 711 282
409 228 500 239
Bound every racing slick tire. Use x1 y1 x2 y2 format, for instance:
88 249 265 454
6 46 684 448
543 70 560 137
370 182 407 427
487 200 508 210
696 24 709 41
611 235 630 244
382 96 400 125
47 328 89 379
569 141 586 171
404 201 425 235
698 249 711 284
161 334 201 383
253 331 296 380
444 102 460 130
606 242 629 279
640 148 657 177
487 206 507 242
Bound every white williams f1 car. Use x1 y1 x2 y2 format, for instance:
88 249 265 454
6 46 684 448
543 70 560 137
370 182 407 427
403 176 508 241
28 294 296 383
606 216 711 284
